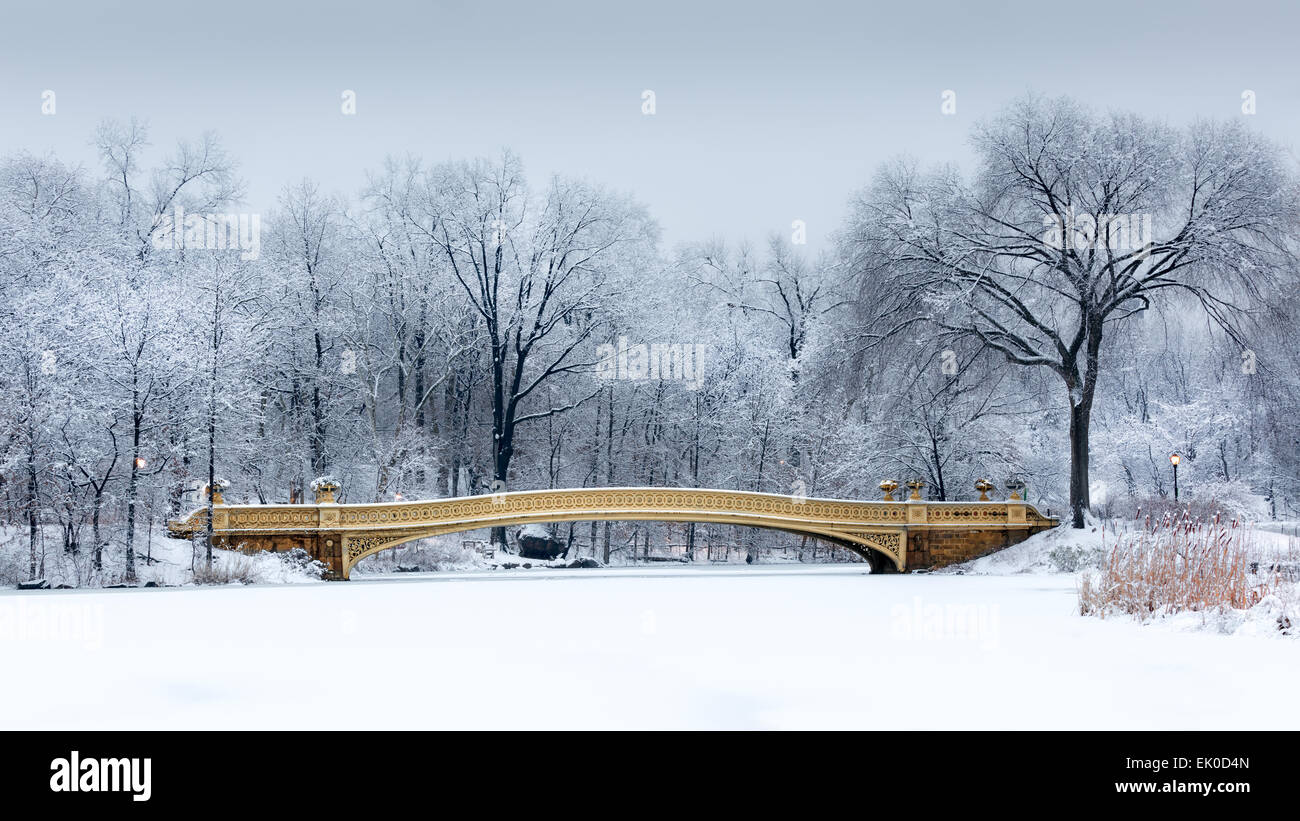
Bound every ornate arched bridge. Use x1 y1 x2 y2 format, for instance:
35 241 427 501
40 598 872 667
167 485 1057 579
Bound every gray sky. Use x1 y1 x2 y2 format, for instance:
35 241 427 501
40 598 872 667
2 0 1296 253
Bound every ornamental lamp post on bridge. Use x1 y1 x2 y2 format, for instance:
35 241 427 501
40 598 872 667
1169 453 1180 502
1005 478 1025 501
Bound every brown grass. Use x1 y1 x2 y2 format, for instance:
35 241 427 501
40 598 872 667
1079 513 1279 620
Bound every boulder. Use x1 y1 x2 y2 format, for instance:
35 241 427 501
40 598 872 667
516 525 567 560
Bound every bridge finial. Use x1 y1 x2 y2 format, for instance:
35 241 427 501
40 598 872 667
204 478 230 505
311 476 341 504
974 478 994 501
879 479 899 501
906 479 925 500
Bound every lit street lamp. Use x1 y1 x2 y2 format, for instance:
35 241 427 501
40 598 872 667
1169 453 1180 502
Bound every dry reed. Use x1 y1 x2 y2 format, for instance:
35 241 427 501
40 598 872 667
1079 512 1280 620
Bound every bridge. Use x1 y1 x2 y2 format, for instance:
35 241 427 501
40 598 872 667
166 482 1057 579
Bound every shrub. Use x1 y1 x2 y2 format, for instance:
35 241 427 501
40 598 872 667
193 555 258 585
1111 483 1269 526
1048 544 1104 573
277 547 328 579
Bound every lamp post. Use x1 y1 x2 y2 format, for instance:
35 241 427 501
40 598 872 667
1170 453 1180 502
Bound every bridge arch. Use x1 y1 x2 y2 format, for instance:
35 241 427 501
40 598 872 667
340 515 903 578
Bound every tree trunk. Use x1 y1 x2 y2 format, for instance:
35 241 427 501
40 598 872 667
686 392 700 561
589 395 601 559
1068 399 1091 528
490 442 510 550
204 280 222 568
92 488 105 570
1068 321 1104 529
205 396 217 568
124 404 141 581
26 443 38 580
930 433 947 501
489 333 510 550
602 387 613 564
311 329 326 475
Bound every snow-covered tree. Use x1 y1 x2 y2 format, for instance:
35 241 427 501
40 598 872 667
839 95 1300 526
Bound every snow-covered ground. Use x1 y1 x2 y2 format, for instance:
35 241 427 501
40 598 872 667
3 563 1298 730
948 519 1300 637
0 523 329 588
949 515 1300 577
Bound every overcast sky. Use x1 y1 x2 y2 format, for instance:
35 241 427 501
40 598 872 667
2 0 1296 253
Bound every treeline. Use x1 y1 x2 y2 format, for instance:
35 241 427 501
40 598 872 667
3 96 1299 582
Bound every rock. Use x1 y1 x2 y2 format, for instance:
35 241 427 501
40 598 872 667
516 529 567 560
522 563 532 569
501 562 519 569
144 581 159 588
17 579 50 590
565 557 603 569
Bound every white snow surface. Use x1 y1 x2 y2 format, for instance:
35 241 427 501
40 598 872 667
3 565 1298 730
945 520 1111 575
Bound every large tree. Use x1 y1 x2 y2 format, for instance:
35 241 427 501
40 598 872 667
411 152 656 545
840 95 1299 526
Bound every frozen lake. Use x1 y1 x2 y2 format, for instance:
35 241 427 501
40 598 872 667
2 565 1296 730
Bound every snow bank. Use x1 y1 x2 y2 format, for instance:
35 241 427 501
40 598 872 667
0 523 327 588
940 517 1108 576
1154 593 1299 639
199 548 329 585
947 514 1298 578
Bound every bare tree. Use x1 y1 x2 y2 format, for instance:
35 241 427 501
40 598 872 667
412 153 656 546
841 95 1299 526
